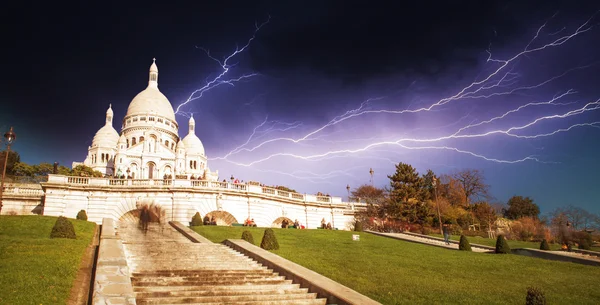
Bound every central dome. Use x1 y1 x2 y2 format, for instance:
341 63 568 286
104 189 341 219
126 87 176 121
125 59 176 122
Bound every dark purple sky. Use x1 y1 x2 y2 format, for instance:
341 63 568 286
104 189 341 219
1 0 599 214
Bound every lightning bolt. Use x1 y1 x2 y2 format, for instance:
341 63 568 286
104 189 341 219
174 16 270 115
209 12 600 184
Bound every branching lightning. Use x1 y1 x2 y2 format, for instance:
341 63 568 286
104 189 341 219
174 16 270 115
177 12 599 186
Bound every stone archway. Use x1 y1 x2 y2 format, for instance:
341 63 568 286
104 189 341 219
118 197 166 224
272 217 294 228
205 211 239 226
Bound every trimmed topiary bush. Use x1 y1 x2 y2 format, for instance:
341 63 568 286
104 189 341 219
495 235 511 254
190 212 203 226
50 216 76 239
241 230 254 244
540 239 550 251
76 210 87 221
526 286 546 305
459 235 471 251
354 221 363 232
260 228 279 250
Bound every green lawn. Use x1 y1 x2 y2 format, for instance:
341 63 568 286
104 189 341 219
192 226 600 305
429 233 563 250
0 215 96 305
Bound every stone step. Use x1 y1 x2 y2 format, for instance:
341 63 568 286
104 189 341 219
131 269 276 277
136 292 320 304
135 287 309 298
136 298 327 305
133 283 303 293
133 278 291 286
132 274 282 282
131 266 269 272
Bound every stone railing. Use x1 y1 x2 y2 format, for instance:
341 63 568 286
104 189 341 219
46 174 354 208
1 186 45 196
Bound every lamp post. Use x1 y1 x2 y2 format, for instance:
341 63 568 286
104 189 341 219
0 127 16 214
432 177 442 234
369 168 374 186
346 184 350 201
230 175 234 183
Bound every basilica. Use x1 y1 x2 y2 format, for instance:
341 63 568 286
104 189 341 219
74 59 218 181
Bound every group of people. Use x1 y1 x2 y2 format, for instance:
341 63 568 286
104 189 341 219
203 215 217 225
320 218 333 230
244 218 257 227
281 219 303 229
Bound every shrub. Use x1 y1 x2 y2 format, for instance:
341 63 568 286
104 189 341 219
354 221 363 232
50 216 76 239
572 231 592 250
241 230 254 244
190 212 203 226
526 286 546 305
76 210 88 221
459 235 472 251
260 228 279 250
539 239 550 251
495 235 511 254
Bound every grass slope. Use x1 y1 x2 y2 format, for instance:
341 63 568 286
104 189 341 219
192 226 600 305
0 215 96 304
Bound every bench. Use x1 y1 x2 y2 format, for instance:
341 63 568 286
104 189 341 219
231 223 244 227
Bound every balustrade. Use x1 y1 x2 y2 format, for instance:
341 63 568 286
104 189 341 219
49 175 353 207
67 177 89 184
1 187 44 196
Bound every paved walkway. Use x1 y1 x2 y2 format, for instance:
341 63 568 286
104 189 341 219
367 231 493 253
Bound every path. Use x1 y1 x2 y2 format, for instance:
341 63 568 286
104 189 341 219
367 231 493 252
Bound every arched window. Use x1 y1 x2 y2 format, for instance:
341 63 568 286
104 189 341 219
140 136 145 142
132 138 137 145
126 139 129 148
190 160 193 169
165 140 169 147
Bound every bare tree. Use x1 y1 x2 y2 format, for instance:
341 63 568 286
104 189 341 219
452 169 490 206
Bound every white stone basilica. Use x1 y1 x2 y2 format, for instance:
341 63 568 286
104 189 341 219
1 59 364 230
75 59 218 181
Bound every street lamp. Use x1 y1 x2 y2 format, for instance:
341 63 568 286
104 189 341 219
0 127 17 214
346 184 350 201
432 177 442 234
369 168 374 186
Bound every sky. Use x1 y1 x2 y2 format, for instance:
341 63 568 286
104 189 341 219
1 0 599 214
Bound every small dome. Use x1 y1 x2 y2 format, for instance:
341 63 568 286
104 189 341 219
92 124 119 148
106 104 114 116
182 133 205 155
118 134 126 144
176 140 186 149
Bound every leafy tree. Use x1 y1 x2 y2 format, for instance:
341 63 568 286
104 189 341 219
504 196 540 220
13 162 35 176
72 165 103 177
0 150 20 175
388 162 429 223
34 162 54 176
438 174 467 206
57 165 72 175
350 184 387 217
472 202 497 231
452 169 489 206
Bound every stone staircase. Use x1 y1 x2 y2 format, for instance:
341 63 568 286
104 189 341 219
118 222 326 305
